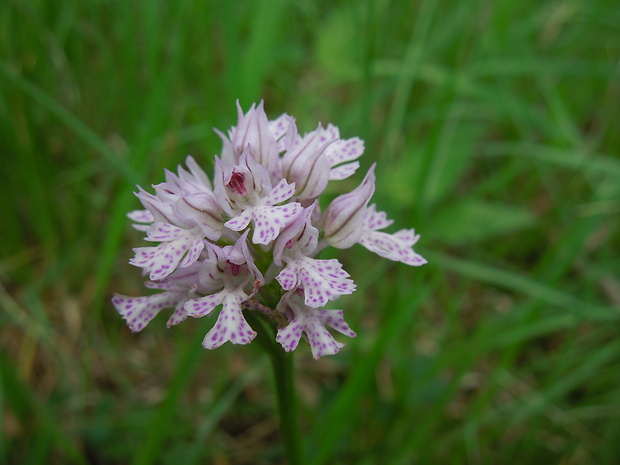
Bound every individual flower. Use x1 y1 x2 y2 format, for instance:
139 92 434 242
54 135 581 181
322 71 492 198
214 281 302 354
214 148 303 245
276 293 357 359
111 263 201 332
227 100 280 177
184 231 263 348
274 203 356 308
127 157 224 281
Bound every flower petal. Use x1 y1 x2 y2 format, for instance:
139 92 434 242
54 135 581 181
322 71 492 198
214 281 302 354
268 113 292 148
359 228 427 266
262 178 297 206
173 193 223 241
201 292 256 349
276 255 356 308
250 203 302 245
224 210 253 232
167 300 188 327
128 209 154 223
329 162 360 181
359 205 426 266
323 164 376 249
112 291 182 332
281 126 333 199
276 297 356 358
131 234 203 281
145 223 186 242
179 238 205 268
231 101 279 176
273 202 318 266
362 204 394 230
184 155 213 191
184 291 226 317
324 137 364 166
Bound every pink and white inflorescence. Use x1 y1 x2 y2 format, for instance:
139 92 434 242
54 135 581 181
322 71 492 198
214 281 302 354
112 101 426 358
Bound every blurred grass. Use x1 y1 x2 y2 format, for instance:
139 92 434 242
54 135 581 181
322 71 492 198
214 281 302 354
1 0 619 464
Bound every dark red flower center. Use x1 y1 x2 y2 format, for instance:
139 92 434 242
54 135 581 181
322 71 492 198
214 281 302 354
227 171 246 195
229 262 241 276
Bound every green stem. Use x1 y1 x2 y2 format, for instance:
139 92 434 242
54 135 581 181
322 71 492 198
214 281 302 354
269 348 304 465
245 312 305 464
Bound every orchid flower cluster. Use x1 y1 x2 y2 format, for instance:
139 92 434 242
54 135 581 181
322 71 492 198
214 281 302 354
112 102 426 358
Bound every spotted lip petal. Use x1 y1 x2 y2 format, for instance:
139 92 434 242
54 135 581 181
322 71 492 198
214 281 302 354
182 232 259 348
113 291 189 331
273 201 318 266
130 227 205 281
248 202 303 245
268 113 294 154
128 209 154 224
184 290 227 317
276 295 356 359
359 228 427 266
328 162 361 181
128 209 154 232
276 253 356 308
145 223 188 242
112 293 168 332
321 124 365 181
359 204 427 266
184 288 256 349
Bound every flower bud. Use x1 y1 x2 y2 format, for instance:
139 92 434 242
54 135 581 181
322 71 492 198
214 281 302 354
322 164 376 249
281 124 333 200
173 192 224 241
231 100 279 176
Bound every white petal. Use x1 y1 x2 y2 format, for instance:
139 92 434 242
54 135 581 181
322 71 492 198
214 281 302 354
276 256 356 308
329 162 360 181
184 291 226 317
201 292 255 349
268 113 292 146
251 203 302 245
128 209 154 223
275 298 356 359
359 229 427 266
112 291 184 332
179 239 205 268
324 137 364 166
224 210 253 232
262 178 297 206
145 223 186 242
167 300 188 327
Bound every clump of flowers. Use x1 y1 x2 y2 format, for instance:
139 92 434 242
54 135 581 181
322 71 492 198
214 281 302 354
112 101 426 358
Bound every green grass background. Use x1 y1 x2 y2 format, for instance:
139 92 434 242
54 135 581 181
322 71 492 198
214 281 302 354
1 0 619 463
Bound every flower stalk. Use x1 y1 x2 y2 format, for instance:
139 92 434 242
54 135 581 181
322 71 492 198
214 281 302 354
246 311 304 464
271 345 304 464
